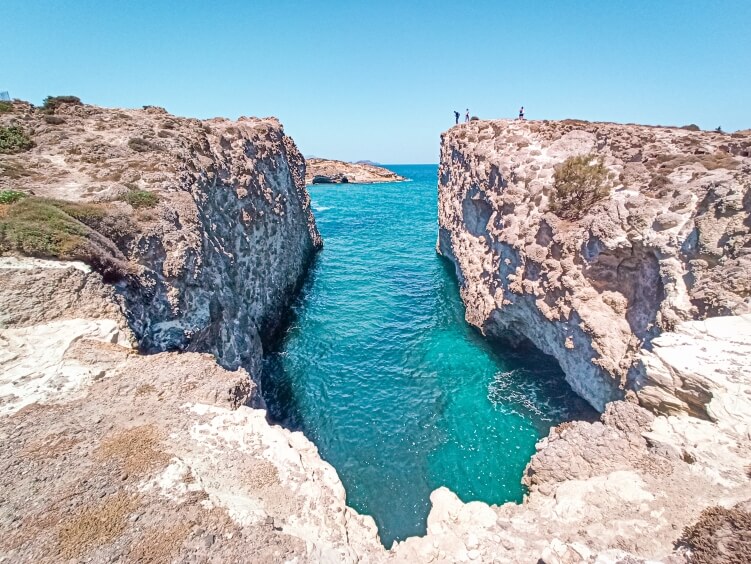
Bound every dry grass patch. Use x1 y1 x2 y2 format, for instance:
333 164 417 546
57 492 140 559
21 431 81 460
128 523 192 563
680 505 751 564
96 424 171 476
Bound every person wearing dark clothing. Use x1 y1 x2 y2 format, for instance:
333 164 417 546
465 109 470 123
454 111 460 124
519 106 525 120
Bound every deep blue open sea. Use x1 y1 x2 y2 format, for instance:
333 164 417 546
261 164 595 547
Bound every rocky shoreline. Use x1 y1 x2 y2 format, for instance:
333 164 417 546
305 158 406 184
2 102 750 563
0 102 386 562
423 118 751 562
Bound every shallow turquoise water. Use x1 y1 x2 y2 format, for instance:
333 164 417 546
261 165 595 547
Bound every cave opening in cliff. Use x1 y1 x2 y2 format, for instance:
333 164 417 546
260 165 596 547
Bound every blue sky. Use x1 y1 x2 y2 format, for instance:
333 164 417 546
2 1 750 163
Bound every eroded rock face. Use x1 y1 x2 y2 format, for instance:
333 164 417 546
1 103 322 377
438 119 751 413
0 261 383 562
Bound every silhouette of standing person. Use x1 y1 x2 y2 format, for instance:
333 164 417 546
465 109 470 123
454 110 460 125
518 106 525 120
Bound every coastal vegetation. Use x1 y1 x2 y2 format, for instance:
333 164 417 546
0 126 34 154
0 196 132 279
0 190 26 204
41 95 82 113
549 153 611 219
119 189 159 209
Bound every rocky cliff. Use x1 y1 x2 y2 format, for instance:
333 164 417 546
437 119 750 414
0 258 383 562
1 101 322 378
0 102 387 561
406 118 751 562
305 158 406 184
3 101 750 562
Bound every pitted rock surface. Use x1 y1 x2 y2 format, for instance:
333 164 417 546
1 102 322 378
437 118 751 413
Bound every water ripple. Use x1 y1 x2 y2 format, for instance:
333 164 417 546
261 165 596 547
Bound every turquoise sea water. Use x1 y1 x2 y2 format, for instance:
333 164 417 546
261 165 595 547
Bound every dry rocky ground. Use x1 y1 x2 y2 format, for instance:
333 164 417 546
0 261 382 563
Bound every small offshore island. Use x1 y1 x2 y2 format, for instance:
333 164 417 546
305 158 407 184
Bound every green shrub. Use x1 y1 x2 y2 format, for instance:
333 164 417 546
0 101 12 113
549 154 612 219
0 197 127 279
120 189 159 209
0 190 27 204
127 137 158 152
42 95 82 113
0 126 34 154
681 124 700 131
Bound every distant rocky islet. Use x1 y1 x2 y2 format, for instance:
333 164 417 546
305 158 407 184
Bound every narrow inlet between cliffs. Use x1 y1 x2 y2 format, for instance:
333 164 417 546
260 164 596 548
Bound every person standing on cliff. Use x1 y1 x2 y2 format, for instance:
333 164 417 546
454 110 460 125
518 106 525 120
465 109 470 123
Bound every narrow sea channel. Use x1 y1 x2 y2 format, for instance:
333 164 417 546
261 164 595 547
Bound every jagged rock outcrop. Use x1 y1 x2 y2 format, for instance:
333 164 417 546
1 101 321 378
4 101 750 562
438 119 751 413
0 259 383 561
305 158 406 184
0 103 385 561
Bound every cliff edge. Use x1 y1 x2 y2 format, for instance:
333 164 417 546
1 101 322 377
0 101 385 562
437 119 750 415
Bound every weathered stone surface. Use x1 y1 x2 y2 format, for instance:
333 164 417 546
1 102 322 378
305 158 406 184
437 118 751 413
396 119 751 563
3 106 750 563
0 260 383 562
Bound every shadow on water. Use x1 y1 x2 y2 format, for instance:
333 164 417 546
259 253 321 430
